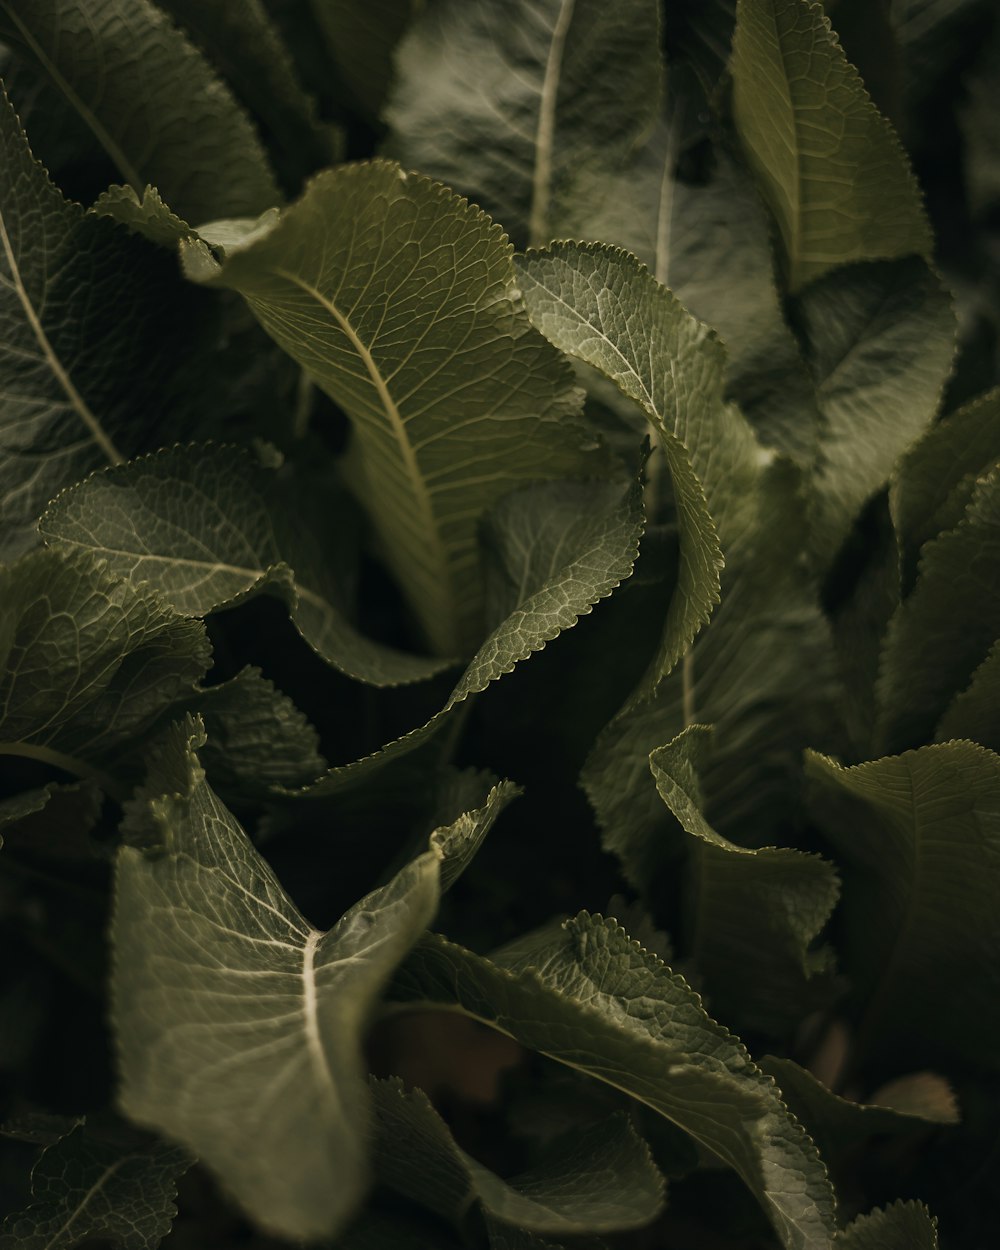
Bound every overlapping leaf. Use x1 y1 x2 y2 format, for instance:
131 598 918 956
837 1201 939 1249
371 1081 664 1235
389 915 838 1249
112 717 517 1240
40 444 450 686
310 0 413 121
936 639 1000 751
0 0 278 221
385 0 662 246
806 740 1000 1071
731 0 932 291
186 160 606 654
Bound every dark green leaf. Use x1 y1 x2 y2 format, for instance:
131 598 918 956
836 1200 939 1248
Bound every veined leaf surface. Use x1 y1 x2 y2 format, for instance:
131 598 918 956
190 161 605 655
731 0 931 291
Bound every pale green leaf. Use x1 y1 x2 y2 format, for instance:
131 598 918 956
0 1119 189 1250
890 385 1000 577
648 728 840 1032
0 0 278 221
112 716 514 1240
389 914 838 1249
731 0 931 292
836 1201 939 1249
40 443 450 687
876 469 1000 751
805 741 1000 1071
371 1081 664 1234
90 185 194 249
287 474 643 797
187 160 606 655
385 0 662 247
0 546 209 765
795 257 955 566
310 0 413 120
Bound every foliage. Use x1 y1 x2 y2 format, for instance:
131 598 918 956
1 1 998 1246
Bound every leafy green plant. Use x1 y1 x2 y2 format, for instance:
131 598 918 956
1 0 998 1246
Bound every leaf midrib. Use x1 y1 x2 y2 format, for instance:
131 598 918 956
42 1157 123 1250
529 0 577 248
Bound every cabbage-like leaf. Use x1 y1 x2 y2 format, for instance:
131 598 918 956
806 740 1000 1071
41 444 450 686
112 717 517 1240
648 727 840 1032
371 1081 664 1235
389 915 838 1249
731 0 931 291
0 1119 189 1250
0 0 278 221
385 0 661 246
188 161 606 654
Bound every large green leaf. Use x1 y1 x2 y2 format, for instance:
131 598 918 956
112 717 517 1240
0 546 209 771
648 728 840 1033
389 915 838 1250
837 1201 939 1249
0 0 278 221
806 741 1000 1071
794 257 955 567
385 0 662 246
0 1119 189 1250
371 1081 664 1235
40 444 450 686
731 0 931 292
290 474 644 796
187 161 606 655
876 469 1000 752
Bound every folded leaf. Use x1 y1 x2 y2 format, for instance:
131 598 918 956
41 444 450 686
0 0 278 221
731 0 931 292
389 915 838 1249
0 1119 189 1250
188 160 605 654
385 0 662 246
806 741 1000 1071
648 728 840 1032
876 469 1000 751
836 1201 939 1249
113 716 517 1240
371 1081 664 1234
794 258 954 567
0 547 209 766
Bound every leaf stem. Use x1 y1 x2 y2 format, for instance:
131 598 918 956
682 650 696 726
0 742 125 803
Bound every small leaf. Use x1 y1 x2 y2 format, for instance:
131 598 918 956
371 1081 664 1235
41 443 450 686
389 915 838 1249
385 0 662 246
0 0 278 221
0 1119 190 1250
806 740 1000 1071
112 717 516 1240
189 160 606 655
731 0 932 291
836 1201 939 1249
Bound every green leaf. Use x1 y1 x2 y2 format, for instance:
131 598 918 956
289 474 644 797
385 0 662 246
389 915 838 1249
648 727 840 1033
310 0 414 121
805 741 1000 1071
836 1201 939 1249
794 257 955 566
371 1081 664 1234
0 0 278 221
516 241 737 687
936 639 1000 751
0 1119 189 1250
113 716 516 1240
960 23 1000 217
0 546 209 768
731 0 931 292
890 385 1000 579
761 1057 958 1163
40 443 450 686
188 160 606 655
0 779 102 857
876 469 1000 752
